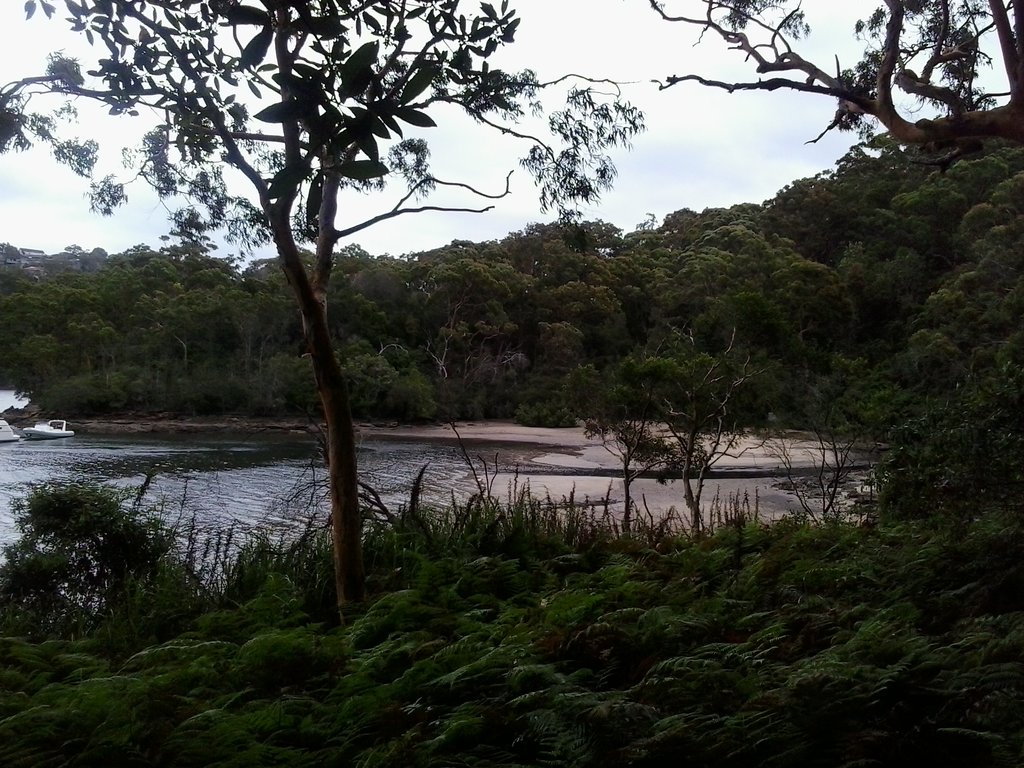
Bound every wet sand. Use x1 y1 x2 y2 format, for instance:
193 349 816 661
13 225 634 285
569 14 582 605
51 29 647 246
357 421 874 521
4 409 871 521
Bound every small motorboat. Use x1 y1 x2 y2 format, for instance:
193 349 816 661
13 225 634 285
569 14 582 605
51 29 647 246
22 419 75 440
0 419 19 442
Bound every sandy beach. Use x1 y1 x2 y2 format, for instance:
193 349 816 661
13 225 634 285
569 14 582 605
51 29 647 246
4 405 873 522
356 421 875 522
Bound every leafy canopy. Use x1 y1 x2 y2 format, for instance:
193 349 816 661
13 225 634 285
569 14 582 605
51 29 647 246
12 0 643 247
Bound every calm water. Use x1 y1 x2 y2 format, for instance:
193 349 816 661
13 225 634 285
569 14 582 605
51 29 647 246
0 394 475 546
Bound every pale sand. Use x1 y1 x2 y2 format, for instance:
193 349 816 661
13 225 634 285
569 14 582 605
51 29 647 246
356 421 867 520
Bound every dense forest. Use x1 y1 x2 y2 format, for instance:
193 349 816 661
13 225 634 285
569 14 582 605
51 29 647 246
5 140 1024 765
4 138 1024 518
7 0 1024 761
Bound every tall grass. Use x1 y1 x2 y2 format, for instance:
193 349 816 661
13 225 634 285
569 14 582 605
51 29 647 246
2 479 1023 766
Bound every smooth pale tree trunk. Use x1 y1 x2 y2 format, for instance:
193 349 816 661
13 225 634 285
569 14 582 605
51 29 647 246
620 454 637 535
270 213 365 620
681 465 703 536
302 301 365 609
622 471 633 535
677 426 706 536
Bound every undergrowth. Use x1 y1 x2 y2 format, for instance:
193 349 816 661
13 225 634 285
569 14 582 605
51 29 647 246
1 484 1023 766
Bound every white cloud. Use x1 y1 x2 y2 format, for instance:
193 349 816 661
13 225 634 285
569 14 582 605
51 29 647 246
0 0 879 257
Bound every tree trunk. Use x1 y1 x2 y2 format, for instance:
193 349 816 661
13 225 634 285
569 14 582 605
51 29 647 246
622 466 633 535
272 225 365 622
681 462 703 536
309 321 366 611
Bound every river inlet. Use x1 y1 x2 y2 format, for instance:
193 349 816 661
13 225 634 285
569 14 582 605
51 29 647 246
1 392 839 547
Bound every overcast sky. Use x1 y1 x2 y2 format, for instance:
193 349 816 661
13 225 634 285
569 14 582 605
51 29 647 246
0 1 879 258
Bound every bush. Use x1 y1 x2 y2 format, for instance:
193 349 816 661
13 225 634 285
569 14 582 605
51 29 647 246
35 371 136 414
0 484 175 638
386 367 437 421
878 364 1024 521
513 375 579 428
514 400 578 428
168 368 251 415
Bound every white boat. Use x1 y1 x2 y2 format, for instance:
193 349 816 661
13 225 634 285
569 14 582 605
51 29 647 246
0 419 19 443
22 419 75 440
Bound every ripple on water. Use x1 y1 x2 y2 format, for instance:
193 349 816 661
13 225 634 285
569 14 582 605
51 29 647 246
0 433 481 547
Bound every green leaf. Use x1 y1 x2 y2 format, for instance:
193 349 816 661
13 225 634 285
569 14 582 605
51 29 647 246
339 159 389 181
378 111 404 138
267 164 308 200
355 129 380 162
338 41 378 99
501 18 520 43
347 41 379 74
240 27 273 69
395 107 437 128
302 15 346 38
345 111 381 161
401 66 436 104
470 24 493 43
367 113 391 139
223 5 271 25
253 99 309 123
362 12 382 35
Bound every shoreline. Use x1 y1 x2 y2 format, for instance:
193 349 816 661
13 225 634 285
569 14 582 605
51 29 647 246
3 408 586 443
2 408 873 519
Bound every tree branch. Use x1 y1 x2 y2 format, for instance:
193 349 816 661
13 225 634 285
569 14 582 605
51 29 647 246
333 171 513 240
875 0 905 124
648 1 1024 159
921 0 951 83
655 72 845 100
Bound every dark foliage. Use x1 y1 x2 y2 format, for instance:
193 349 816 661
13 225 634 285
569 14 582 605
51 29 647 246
1 482 1023 766
0 484 173 637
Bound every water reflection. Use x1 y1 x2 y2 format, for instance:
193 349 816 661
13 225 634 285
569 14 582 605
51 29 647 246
0 431 474 546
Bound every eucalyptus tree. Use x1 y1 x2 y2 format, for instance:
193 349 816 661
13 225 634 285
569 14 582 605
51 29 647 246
571 361 670 533
646 1 1024 165
645 336 763 534
9 0 642 617
418 249 527 412
574 336 763 534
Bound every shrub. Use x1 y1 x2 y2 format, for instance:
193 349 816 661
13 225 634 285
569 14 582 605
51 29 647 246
878 364 1024 521
514 400 578 428
386 367 437 421
0 484 174 638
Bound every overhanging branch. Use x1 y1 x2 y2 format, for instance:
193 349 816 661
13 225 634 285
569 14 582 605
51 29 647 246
646 1 1024 161
333 171 514 241
655 73 847 99
334 204 496 241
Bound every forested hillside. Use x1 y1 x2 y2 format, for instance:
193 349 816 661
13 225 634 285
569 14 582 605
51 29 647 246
6 135 1024 768
5 139 1022 422
7 0 1024 761
5 139 1024 521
